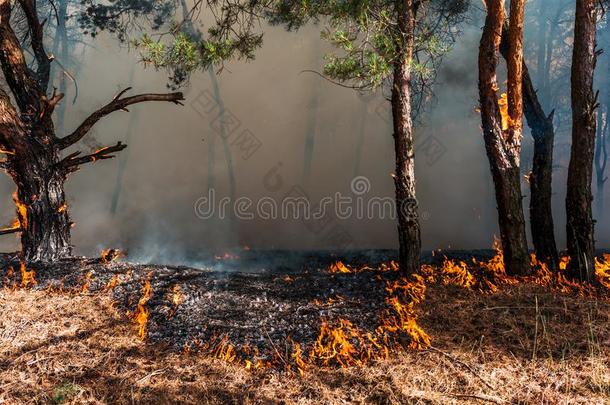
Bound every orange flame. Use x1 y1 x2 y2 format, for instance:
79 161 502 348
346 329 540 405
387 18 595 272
105 275 119 291
181 240 610 375
214 252 240 260
498 92 510 131
100 248 121 263
329 261 351 273
132 278 153 339
19 262 36 288
11 191 27 230
81 271 93 292
595 254 610 289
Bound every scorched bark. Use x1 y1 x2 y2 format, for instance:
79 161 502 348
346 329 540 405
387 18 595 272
478 0 530 276
566 0 599 283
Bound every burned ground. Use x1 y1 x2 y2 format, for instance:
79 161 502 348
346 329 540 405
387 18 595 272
0 250 609 403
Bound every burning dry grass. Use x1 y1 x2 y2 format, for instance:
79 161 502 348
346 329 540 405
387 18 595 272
0 264 609 403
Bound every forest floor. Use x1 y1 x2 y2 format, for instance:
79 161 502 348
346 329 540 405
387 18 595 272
0 251 609 404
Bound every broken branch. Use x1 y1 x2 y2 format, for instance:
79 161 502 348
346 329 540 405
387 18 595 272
0 226 22 236
59 142 128 171
58 89 185 149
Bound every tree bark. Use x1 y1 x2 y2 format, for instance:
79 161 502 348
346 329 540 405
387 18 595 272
13 152 72 261
526 102 559 270
478 0 530 276
499 26 560 271
594 101 607 219
594 20 610 220
392 0 421 276
566 0 598 283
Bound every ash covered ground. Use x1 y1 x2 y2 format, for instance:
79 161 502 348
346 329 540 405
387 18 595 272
2 248 607 371
0 250 441 363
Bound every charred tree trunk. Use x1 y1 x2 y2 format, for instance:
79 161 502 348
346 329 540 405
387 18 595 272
0 0 183 262
566 0 598 283
478 0 530 276
500 26 559 271
594 19 610 220
12 150 72 261
594 101 607 219
526 106 559 270
392 0 421 276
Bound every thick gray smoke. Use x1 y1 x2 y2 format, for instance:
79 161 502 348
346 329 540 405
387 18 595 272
0 5 609 265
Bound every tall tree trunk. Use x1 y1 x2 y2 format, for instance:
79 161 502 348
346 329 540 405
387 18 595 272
594 19 610 220
500 25 559 271
303 41 321 182
392 0 421 276
478 0 530 276
535 4 548 101
0 97 72 261
208 68 237 239
566 0 598 283
594 102 607 219
526 103 559 270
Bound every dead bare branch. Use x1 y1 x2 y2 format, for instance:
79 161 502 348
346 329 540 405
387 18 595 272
59 142 128 171
57 89 184 149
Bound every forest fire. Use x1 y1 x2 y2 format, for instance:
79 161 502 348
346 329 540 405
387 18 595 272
100 248 122 263
328 261 351 273
2 0 610 402
0 245 609 385
2 243 608 378
18 262 36 288
595 254 610 288
131 278 153 339
214 252 240 261
498 92 510 131
13 192 27 230
0 191 29 235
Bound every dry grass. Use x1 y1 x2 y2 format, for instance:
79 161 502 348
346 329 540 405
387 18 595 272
0 283 609 404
